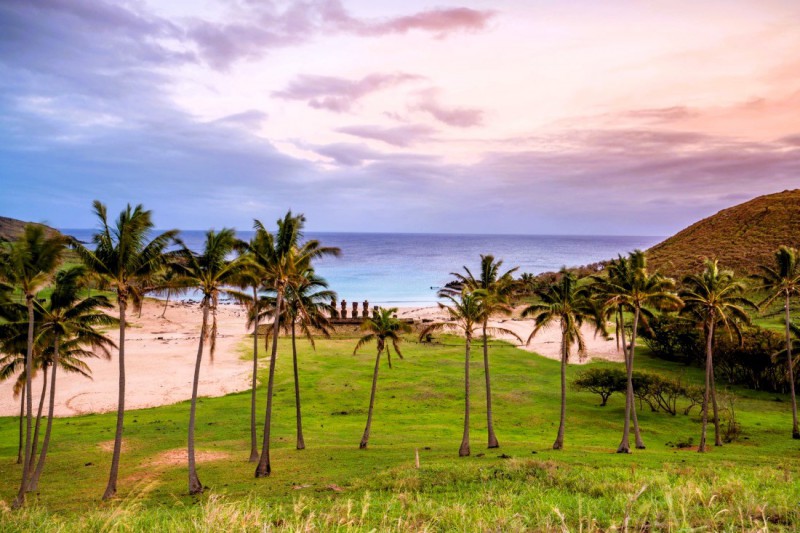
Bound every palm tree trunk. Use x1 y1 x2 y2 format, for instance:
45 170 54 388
13 294 36 509
482 321 499 449
617 307 634 453
102 297 127 500
28 362 49 474
256 289 283 477
160 288 170 318
553 327 567 450
785 292 800 439
360 345 382 449
292 320 305 450
17 382 24 464
249 286 259 462
188 299 209 494
459 336 471 457
29 335 60 491
699 321 714 453
629 307 645 449
710 361 722 447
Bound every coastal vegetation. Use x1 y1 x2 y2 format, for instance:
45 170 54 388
1 194 799 530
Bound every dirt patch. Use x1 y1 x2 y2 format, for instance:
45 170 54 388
148 448 230 467
97 439 131 453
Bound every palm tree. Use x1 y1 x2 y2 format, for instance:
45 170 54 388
152 267 191 318
71 201 177 500
237 232 270 462
680 259 755 452
593 251 681 453
420 291 520 456
523 268 604 450
251 212 340 477
27 266 116 491
0 224 67 508
281 268 335 450
354 307 411 449
173 228 244 494
752 246 800 439
443 255 518 449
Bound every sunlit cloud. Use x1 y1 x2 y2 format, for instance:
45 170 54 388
1 0 799 235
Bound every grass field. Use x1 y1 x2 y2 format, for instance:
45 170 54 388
1 331 799 531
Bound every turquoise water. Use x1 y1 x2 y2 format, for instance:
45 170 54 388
64 230 663 307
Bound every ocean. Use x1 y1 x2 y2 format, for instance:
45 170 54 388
63 230 663 307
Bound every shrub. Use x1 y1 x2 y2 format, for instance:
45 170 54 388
572 367 626 406
640 314 703 364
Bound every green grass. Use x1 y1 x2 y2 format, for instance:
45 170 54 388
1 333 799 531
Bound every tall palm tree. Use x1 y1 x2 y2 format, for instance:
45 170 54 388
420 291 520 456
444 255 518 449
523 269 604 450
354 307 411 449
752 246 800 439
283 268 335 450
173 228 244 494
593 251 681 453
71 201 177 500
0 224 67 508
237 233 270 462
251 212 340 477
27 266 116 491
680 259 755 452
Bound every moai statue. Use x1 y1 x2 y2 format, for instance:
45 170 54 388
331 298 338 318
373 305 379 318
352 301 359 319
362 300 369 318
340 299 347 319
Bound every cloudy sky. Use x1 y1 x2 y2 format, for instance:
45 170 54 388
1 0 799 235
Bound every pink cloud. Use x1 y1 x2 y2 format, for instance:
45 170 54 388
273 73 423 112
358 8 494 37
414 91 483 127
337 124 436 147
186 2 495 70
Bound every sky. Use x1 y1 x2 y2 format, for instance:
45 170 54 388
1 0 799 236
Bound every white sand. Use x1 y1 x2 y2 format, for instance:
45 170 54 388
0 301 625 417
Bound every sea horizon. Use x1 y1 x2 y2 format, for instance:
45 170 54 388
62 229 664 307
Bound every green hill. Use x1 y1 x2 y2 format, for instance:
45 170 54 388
648 189 800 276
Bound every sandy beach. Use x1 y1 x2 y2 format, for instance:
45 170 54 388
0 300 624 418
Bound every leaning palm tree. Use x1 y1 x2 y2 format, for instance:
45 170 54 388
71 201 177 500
523 268 604 450
251 212 340 477
0 224 67 508
593 250 681 453
752 246 800 439
27 266 116 490
420 291 521 456
173 228 245 494
354 307 411 449
443 255 518 449
680 259 755 452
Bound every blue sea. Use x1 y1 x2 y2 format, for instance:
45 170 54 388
63 230 663 307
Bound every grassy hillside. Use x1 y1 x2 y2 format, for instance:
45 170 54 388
1 333 799 531
648 189 800 276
